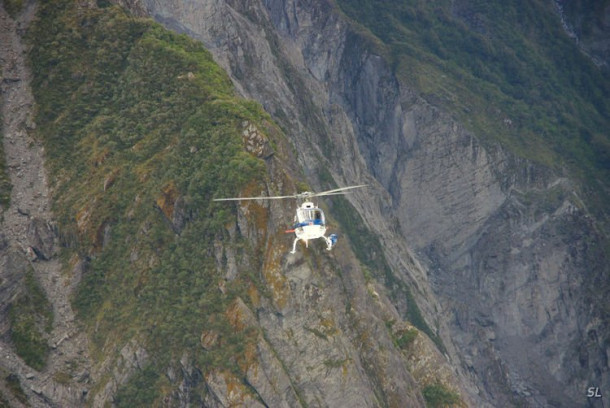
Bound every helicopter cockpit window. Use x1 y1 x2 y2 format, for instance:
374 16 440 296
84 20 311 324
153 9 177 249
313 210 324 225
296 208 324 225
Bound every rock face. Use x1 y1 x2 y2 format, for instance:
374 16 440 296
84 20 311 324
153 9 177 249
554 0 610 68
2 0 607 406
1 2 90 407
130 0 609 407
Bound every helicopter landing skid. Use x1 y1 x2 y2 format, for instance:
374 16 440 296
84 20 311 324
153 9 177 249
290 237 302 254
290 234 337 254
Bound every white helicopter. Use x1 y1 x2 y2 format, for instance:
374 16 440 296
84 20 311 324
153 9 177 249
213 185 367 254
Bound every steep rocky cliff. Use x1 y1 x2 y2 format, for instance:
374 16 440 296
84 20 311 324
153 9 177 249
554 0 610 68
125 0 610 407
1 0 608 407
1 1 468 407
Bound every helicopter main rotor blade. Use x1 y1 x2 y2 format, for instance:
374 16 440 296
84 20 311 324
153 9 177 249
213 194 298 201
313 191 357 196
310 184 368 197
213 184 367 201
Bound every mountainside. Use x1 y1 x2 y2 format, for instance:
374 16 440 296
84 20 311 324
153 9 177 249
0 0 609 407
131 0 609 407
555 0 610 68
1 1 464 407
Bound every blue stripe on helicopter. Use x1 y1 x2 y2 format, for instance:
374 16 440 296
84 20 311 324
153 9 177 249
293 219 324 228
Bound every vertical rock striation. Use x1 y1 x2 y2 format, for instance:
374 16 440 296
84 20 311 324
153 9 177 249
0 2 90 406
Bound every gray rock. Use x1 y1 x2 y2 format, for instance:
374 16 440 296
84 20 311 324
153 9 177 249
26 217 57 260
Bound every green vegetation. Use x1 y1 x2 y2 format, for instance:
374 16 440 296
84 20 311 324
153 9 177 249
2 0 23 18
422 383 460 408
336 0 610 208
386 319 419 350
28 0 276 403
304 326 329 341
8 268 53 370
114 365 163 407
323 358 348 369
396 328 418 349
52 371 72 385
4 374 28 406
0 128 10 209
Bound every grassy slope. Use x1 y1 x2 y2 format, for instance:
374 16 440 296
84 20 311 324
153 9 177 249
28 1 278 404
8 268 53 371
335 0 610 213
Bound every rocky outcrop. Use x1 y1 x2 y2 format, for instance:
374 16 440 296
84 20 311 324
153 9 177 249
0 2 91 407
26 217 57 261
92 340 149 408
130 1 610 407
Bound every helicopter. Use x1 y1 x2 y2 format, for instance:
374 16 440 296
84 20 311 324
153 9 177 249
213 185 367 254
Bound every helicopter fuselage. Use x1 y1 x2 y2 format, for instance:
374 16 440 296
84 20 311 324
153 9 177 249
294 201 327 239
290 202 336 254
